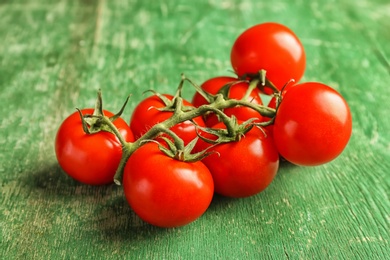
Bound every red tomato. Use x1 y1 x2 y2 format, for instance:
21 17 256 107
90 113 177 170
130 94 205 145
230 22 306 93
192 76 263 126
123 141 214 228
273 82 352 166
196 122 279 198
55 109 134 185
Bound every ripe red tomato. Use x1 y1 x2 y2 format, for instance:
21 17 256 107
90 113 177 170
55 109 134 185
273 82 352 166
196 122 279 198
130 94 205 145
192 76 263 126
230 22 306 93
123 141 214 228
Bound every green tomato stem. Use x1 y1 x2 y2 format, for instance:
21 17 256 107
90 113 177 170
112 96 276 185
259 69 279 94
100 116 129 148
242 78 260 101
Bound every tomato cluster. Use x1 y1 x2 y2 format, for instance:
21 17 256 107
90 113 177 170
55 22 352 228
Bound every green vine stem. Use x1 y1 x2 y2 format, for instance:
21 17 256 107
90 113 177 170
241 78 260 101
108 92 276 185
241 69 280 94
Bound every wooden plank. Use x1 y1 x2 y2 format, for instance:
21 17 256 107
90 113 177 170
0 0 389 259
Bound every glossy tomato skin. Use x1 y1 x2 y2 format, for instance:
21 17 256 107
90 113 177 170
123 142 214 228
192 76 263 126
197 122 279 198
273 82 352 166
130 94 205 145
55 109 134 185
231 22 306 92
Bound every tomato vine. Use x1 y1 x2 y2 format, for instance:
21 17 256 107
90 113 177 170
54 22 352 228
91 73 277 185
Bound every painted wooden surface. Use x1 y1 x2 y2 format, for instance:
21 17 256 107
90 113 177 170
0 0 389 259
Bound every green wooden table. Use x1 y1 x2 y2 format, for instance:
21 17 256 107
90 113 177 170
1 0 389 259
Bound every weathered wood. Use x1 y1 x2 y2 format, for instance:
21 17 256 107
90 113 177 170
1 0 389 259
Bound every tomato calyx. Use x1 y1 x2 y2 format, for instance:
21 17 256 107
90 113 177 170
189 75 253 105
139 123 214 163
147 76 196 114
196 116 258 144
240 69 280 95
153 136 214 163
77 90 130 147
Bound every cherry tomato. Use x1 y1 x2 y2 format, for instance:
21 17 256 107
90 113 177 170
130 94 205 145
192 76 263 126
55 109 134 185
123 141 214 228
230 22 306 93
273 82 352 166
196 122 279 198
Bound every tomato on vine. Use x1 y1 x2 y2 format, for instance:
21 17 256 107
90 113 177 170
192 76 263 126
55 109 134 185
273 82 352 166
196 121 279 198
130 94 205 145
123 141 214 228
230 22 306 93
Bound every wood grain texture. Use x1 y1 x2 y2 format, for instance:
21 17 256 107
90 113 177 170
0 0 389 259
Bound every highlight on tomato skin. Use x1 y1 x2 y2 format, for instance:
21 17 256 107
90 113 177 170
272 82 352 166
230 22 306 93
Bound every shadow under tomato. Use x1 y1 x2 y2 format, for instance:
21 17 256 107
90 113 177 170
20 162 119 197
205 193 239 214
96 195 173 241
19 162 75 191
16 163 173 241
279 157 296 166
